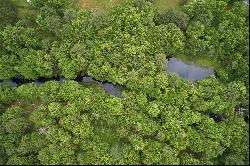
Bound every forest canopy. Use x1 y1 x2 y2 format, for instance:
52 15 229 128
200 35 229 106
0 0 249 165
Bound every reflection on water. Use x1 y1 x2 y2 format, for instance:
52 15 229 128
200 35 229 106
102 82 122 97
81 76 122 98
0 80 18 87
167 58 215 81
82 76 97 83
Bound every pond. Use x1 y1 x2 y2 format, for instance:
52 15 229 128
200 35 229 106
167 58 215 81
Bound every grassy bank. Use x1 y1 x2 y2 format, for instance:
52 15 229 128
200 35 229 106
11 0 187 18
153 0 183 11
77 0 185 10
175 54 221 69
77 0 125 10
11 0 30 18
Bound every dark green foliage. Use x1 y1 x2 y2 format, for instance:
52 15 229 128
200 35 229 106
0 0 17 30
0 84 17 104
155 8 190 31
31 0 71 16
184 0 249 88
1 24 39 53
0 55 18 79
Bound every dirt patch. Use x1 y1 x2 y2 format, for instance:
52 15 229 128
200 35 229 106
78 0 125 10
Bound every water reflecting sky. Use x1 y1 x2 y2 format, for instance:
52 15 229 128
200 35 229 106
82 76 122 97
167 58 215 81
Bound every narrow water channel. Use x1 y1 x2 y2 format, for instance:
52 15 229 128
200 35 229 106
0 76 122 98
75 76 122 97
0 58 217 97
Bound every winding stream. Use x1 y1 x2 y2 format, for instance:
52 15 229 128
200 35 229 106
0 76 122 98
1 59 248 122
1 58 216 97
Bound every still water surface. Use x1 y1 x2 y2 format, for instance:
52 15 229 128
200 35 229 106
167 58 215 81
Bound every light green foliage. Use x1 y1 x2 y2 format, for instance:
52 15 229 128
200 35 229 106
1 25 38 53
39 81 61 102
114 144 140 165
104 97 123 116
0 84 17 104
186 21 210 56
16 83 40 100
59 114 93 138
142 141 180 165
0 55 18 79
155 54 167 71
38 143 77 165
147 102 160 117
47 102 62 118
15 49 53 79
180 153 200 165
129 134 148 151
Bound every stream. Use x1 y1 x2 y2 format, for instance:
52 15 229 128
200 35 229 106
0 76 122 98
1 58 215 97
1 58 248 122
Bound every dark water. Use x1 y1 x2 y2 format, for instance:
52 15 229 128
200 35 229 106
102 82 121 97
167 58 215 81
76 76 122 97
0 80 18 87
0 76 122 98
208 113 225 123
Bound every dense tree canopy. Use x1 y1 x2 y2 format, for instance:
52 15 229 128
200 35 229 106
0 0 248 165
0 76 248 165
